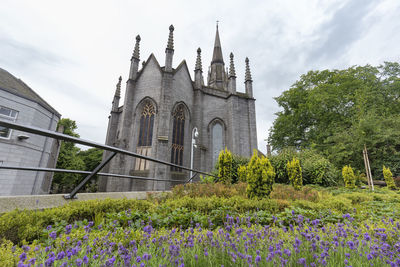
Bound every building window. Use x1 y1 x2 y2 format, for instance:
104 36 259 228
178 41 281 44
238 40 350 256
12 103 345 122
212 122 223 166
134 102 155 171
0 106 18 139
171 105 185 171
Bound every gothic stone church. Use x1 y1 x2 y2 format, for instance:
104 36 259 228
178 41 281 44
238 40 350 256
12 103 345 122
99 25 257 192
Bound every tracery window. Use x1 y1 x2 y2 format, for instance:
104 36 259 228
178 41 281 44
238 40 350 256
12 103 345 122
170 105 185 171
134 102 155 171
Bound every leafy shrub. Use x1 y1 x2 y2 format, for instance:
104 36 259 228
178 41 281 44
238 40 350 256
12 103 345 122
269 148 339 186
383 165 397 190
269 148 296 184
237 165 247 182
0 199 153 244
342 165 356 188
214 153 249 184
218 148 233 184
287 157 302 190
246 150 275 198
300 150 339 186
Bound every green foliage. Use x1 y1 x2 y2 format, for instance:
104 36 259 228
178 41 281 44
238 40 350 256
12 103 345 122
342 165 356 188
2 183 400 247
269 62 400 176
199 175 215 184
0 198 152 244
215 153 249 184
52 119 103 193
383 165 397 190
269 148 339 186
237 165 247 182
246 150 275 198
217 148 233 184
287 157 302 190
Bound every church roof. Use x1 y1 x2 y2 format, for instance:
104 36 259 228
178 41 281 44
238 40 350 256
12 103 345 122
211 25 224 64
0 67 60 116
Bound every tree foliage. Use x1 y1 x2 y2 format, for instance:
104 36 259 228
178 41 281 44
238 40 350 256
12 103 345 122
51 118 102 193
269 62 400 177
269 148 339 186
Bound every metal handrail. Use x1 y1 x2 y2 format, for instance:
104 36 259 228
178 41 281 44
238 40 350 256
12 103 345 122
0 120 217 198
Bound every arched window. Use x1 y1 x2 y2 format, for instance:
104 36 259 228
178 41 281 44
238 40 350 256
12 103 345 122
134 102 155 171
171 105 185 171
212 122 223 166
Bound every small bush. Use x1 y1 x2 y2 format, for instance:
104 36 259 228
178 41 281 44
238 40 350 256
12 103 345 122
342 165 356 188
218 148 233 184
383 165 397 190
246 150 275 198
237 165 247 182
214 153 249 184
287 157 302 190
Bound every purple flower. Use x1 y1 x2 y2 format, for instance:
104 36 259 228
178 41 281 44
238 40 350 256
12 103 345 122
298 258 306 266
49 231 57 240
75 258 82 267
194 254 198 261
83 255 89 264
19 252 27 262
143 225 153 234
56 251 65 260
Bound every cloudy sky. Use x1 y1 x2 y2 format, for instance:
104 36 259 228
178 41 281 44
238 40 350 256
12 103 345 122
1 0 399 153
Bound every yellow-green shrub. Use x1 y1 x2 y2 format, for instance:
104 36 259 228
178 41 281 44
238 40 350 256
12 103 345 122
237 165 247 182
287 157 303 190
342 165 356 188
246 150 275 198
218 148 233 184
383 165 397 190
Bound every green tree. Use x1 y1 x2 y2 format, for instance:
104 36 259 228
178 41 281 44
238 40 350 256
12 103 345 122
52 119 85 193
269 62 400 177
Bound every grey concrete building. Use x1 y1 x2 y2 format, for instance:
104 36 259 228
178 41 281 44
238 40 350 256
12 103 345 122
100 25 257 192
0 68 61 196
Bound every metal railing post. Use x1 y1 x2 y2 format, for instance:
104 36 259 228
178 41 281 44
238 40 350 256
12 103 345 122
64 152 117 199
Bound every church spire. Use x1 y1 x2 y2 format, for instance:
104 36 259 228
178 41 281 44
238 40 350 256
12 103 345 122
208 24 227 90
195 47 202 71
165 25 174 72
211 24 224 64
129 35 141 80
194 48 204 88
228 52 236 93
245 57 252 82
132 35 141 60
245 57 253 97
229 52 236 78
115 76 122 97
112 76 122 112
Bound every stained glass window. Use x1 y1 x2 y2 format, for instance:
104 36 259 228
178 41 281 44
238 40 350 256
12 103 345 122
135 102 155 171
171 105 185 171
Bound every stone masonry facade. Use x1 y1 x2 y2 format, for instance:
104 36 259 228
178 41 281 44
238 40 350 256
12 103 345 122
100 25 257 192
